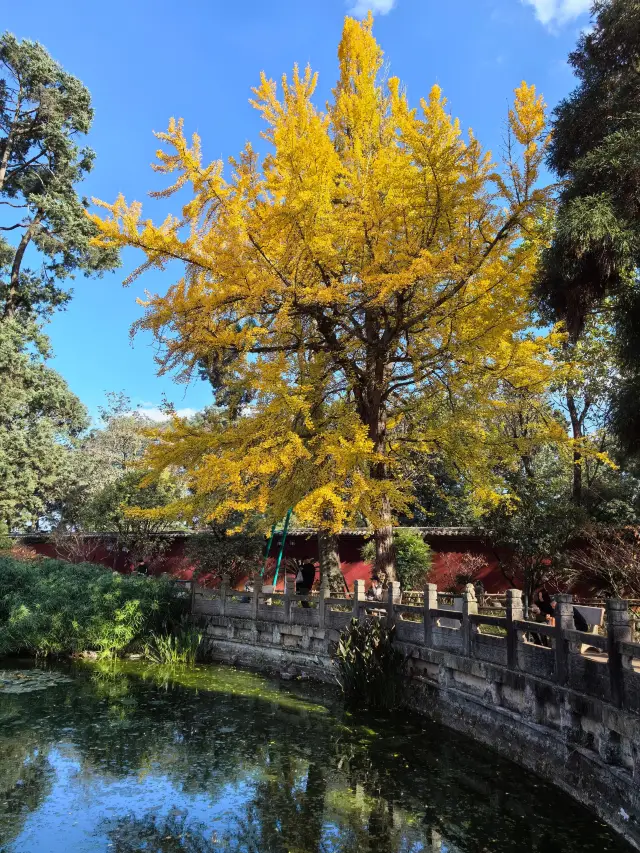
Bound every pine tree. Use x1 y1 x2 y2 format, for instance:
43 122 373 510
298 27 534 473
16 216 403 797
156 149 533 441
536 0 640 454
0 32 118 319
0 34 117 530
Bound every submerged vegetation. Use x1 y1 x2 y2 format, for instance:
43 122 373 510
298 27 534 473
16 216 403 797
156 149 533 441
0 556 183 657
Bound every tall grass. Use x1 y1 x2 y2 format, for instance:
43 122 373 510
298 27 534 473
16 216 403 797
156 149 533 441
144 620 202 666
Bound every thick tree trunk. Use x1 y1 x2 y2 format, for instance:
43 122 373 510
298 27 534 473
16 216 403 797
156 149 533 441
572 445 583 504
374 493 396 583
0 133 12 193
369 403 397 583
317 528 344 593
357 324 397 583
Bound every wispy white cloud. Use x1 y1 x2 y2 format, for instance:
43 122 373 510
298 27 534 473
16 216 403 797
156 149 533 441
138 406 199 422
347 0 397 19
522 0 591 27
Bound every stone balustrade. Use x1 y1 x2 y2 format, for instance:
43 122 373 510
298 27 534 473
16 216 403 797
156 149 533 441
192 577 640 849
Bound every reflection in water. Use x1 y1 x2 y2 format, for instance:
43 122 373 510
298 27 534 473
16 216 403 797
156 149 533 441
0 659 632 852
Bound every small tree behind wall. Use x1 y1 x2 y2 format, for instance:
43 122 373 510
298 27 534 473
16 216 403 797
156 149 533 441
439 552 488 594
52 530 103 565
566 526 640 599
363 530 432 590
79 470 183 568
185 526 264 587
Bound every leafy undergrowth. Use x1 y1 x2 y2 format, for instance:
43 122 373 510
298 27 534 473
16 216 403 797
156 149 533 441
0 556 184 658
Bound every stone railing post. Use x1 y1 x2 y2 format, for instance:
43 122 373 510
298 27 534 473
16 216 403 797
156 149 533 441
251 578 260 621
461 584 478 657
423 583 438 647
318 577 330 628
387 581 401 628
606 598 632 709
352 580 365 618
219 575 230 617
505 589 523 670
284 576 295 622
554 594 574 685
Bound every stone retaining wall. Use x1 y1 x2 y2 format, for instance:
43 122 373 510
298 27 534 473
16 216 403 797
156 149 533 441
192 578 640 849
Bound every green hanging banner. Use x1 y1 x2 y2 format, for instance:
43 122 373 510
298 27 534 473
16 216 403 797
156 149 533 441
272 508 292 591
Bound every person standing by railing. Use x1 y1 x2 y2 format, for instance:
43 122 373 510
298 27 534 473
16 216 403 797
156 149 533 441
535 590 555 624
296 560 316 608
367 576 383 603
536 589 590 634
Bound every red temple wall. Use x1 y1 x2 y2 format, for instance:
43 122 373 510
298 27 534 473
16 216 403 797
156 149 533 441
19 531 506 593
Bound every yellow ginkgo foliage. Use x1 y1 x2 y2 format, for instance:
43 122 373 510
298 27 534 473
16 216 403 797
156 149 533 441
90 14 564 580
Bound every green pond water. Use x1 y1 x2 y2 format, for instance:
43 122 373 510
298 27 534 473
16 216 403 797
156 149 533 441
0 659 632 853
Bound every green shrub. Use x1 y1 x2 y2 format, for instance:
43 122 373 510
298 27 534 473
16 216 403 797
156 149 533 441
333 617 403 710
0 556 184 657
362 530 432 590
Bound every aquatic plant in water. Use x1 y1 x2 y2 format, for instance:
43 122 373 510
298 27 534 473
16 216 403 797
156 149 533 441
333 617 403 710
144 620 203 666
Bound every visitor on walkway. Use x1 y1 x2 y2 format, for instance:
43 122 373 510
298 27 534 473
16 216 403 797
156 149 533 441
532 590 555 646
297 560 316 608
366 576 386 617
535 590 590 635
529 603 548 647
535 590 555 624
136 559 149 576
367 576 384 603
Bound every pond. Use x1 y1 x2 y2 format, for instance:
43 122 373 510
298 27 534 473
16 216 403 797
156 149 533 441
0 659 632 853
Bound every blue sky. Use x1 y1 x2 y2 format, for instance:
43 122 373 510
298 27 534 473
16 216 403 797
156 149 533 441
3 0 591 422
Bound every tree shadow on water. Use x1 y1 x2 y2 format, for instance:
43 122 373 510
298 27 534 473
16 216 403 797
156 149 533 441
104 813 221 853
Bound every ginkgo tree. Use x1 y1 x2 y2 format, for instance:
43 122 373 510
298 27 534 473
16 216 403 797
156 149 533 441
91 14 566 580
